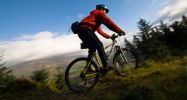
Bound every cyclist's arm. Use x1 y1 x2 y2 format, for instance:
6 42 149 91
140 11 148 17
97 27 110 39
96 11 124 34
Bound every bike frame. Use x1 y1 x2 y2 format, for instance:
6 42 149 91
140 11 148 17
104 37 129 65
91 39 117 70
82 35 128 75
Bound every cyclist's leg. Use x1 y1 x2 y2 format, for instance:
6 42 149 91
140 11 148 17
78 29 97 73
78 29 108 73
86 31 108 72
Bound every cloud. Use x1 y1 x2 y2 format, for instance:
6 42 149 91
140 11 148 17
155 0 187 23
0 29 133 67
0 31 82 66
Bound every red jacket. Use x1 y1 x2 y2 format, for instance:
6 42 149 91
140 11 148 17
80 10 124 39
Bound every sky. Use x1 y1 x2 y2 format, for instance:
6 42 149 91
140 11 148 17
0 0 187 66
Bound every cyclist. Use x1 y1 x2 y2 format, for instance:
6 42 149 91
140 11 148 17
78 4 125 75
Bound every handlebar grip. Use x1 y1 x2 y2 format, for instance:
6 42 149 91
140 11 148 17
111 34 118 40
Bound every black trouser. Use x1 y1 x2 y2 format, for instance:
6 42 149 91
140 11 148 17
78 28 107 69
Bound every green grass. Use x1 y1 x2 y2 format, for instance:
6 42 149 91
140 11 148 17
1 56 187 100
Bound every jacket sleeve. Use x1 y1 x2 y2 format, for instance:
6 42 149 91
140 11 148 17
96 11 124 34
97 27 110 39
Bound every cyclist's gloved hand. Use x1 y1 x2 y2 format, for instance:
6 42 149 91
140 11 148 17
111 34 118 40
118 31 126 36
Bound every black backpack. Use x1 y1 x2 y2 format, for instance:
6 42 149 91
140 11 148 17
71 21 80 34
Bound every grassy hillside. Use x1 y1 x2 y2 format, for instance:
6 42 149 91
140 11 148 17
10 54 75 77
1 56 187 100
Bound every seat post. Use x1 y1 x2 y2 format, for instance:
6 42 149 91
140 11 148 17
88 48 96 61
82 48 96 74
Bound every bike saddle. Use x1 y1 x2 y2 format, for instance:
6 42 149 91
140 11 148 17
81 43 89 49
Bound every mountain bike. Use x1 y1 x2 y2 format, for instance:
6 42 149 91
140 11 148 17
65 34 137 93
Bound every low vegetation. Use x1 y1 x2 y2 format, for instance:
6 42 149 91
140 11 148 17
0 57 15 94
0 56 187 100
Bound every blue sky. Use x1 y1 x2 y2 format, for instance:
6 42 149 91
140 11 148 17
1 0 187 66
0 0 164 41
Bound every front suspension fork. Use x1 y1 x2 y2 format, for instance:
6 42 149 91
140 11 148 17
116 47 128 63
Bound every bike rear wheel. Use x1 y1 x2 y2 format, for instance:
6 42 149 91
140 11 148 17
113 48 137 77
65 57 99 93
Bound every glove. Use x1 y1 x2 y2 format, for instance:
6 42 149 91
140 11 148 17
118 31 126 36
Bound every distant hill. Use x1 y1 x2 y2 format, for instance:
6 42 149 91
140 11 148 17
10 51 87 77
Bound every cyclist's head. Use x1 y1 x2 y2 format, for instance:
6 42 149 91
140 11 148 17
96 4 109 13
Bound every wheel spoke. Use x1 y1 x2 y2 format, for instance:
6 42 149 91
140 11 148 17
65 58 99 93
114 49 137 77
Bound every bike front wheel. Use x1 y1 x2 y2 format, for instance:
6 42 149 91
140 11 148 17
113 48 137 77
65 57 99 93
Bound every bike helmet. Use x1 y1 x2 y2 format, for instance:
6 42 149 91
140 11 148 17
96 4 109 13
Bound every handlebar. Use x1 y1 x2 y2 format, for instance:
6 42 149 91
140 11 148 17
111 32 126 41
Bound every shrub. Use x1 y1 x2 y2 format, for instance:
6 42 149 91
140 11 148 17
30 69 49 83
8 78 36 92
0 57 15 93
55 71 65 91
